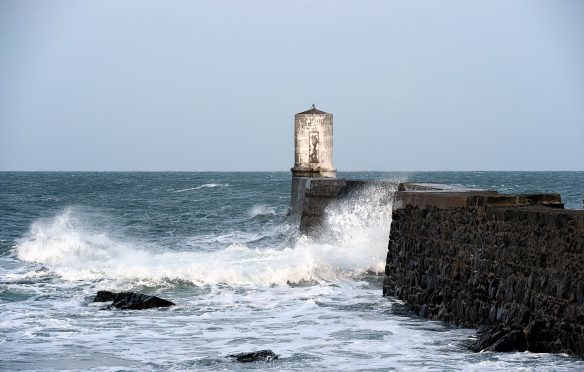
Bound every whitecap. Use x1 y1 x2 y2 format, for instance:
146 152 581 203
174 183 229 193
248 204 277 218
15 184 396 286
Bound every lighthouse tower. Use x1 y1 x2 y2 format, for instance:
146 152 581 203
291 105 336 178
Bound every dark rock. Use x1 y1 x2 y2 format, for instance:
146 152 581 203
486 328 527 352
470 326 527 352
94 290 116 302
227 350 278 363
93 290 174 310
469 326 506 352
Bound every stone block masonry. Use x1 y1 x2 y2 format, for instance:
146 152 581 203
383 187 584 356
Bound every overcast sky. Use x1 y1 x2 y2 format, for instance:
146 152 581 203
1 0 583 171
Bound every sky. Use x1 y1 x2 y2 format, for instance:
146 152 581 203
0 0 583 171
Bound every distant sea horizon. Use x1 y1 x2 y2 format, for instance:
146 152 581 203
2 170 583 172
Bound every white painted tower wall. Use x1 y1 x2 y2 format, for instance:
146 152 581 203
291 106 336 178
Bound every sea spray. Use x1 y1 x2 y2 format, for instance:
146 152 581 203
248 204 277 218
15 184 396 285
305 183 398 275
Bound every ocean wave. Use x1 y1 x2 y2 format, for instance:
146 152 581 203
186 231 267 246
15 185 396 286
173 183 229 193
248 204 277 218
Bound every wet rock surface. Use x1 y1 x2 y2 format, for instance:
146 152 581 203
227 350 278 363
93 290 175 310
383 199 584 357
470 326 527 352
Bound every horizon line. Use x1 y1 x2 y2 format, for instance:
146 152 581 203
1 170 583 173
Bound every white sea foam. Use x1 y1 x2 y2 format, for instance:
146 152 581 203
186 231 266 246
173 183 229 193
248 204 277 218
15 185 395 286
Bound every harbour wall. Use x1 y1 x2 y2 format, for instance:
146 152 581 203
291 177 584 356
384 187 584 356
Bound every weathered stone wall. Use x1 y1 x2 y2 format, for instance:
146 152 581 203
383 193 584 356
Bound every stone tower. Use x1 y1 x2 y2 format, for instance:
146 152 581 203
291 105 336 178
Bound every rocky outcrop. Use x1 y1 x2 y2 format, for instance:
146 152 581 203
93 291 175 310
470 326 527 352
227 350 278 363
383 188 584 357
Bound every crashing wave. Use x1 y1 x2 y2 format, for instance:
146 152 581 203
15 185 395 286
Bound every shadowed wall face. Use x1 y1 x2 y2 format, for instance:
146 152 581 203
384 200 584 356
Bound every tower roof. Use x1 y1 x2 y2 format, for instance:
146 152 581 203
297 104 329 115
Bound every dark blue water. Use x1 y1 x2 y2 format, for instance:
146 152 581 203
1 172 582 371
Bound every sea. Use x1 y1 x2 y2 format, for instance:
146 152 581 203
1 171 583 371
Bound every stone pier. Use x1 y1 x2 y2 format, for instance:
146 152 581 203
286 106 583 357
384 183 584 356
291 178 584 357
